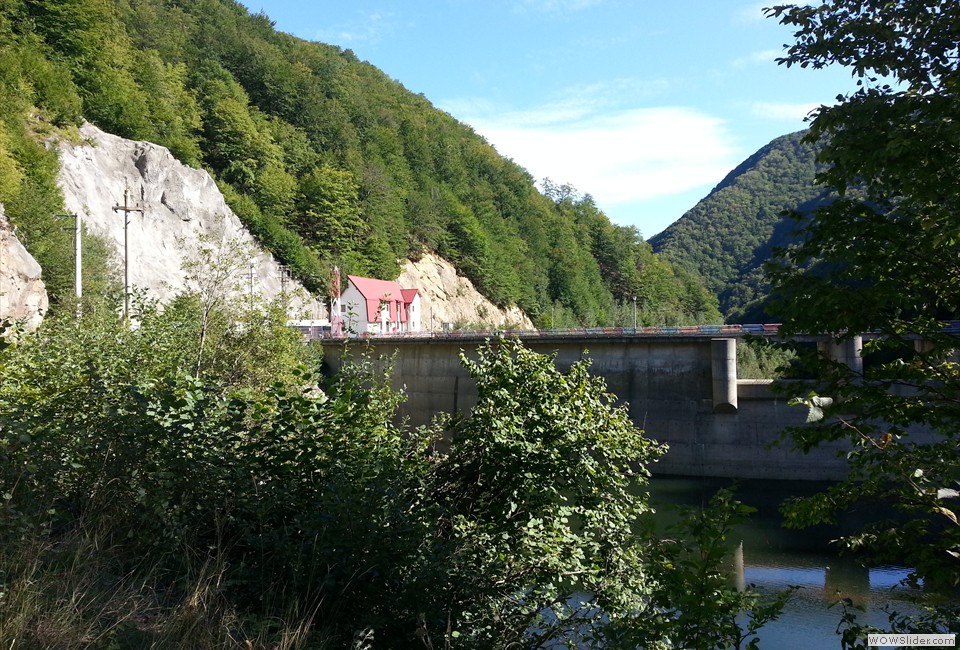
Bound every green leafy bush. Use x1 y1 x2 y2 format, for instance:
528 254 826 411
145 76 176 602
2 309 791 646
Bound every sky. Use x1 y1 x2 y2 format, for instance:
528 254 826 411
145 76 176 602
239 0 858 238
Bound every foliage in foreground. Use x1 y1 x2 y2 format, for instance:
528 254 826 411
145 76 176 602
634 489 796 650
763 0 960 642
1 301 786 647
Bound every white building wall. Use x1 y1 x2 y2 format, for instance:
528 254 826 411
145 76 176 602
407 294 422 332
380 301 390 333
340 283 371 334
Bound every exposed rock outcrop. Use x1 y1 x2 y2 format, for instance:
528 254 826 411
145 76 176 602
0 203 48 331
50 123 530 331
398 253 533 330
56 123 323 318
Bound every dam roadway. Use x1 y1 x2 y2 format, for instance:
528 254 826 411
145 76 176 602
318 329 862 481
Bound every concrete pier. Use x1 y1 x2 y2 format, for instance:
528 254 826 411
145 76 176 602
711 338 738 414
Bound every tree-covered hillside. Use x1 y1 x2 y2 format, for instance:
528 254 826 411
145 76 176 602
649 131 828 321
0 0 720 326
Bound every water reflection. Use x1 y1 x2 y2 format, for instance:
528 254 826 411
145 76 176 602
649 476 930 649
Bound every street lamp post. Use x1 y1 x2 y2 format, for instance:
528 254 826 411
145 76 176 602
633 296 637 330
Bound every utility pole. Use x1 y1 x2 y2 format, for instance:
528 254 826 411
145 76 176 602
53 212 83 319
0 223 6 322
56 213 82 316
633 296 637 330
248 259 256 309
112 187 144 323
330 265 342 337
73 213 81 304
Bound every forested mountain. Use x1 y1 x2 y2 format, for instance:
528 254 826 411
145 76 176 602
0 0 720 326
649 131 829 321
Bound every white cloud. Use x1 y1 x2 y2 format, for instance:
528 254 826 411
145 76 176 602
313 11 400 45
733 49 782 68
454 103 738 210
439 78 676 127
735 2 773 24
750 101 821 122
557 77 676 106
443 78 675 129
519 0 605 12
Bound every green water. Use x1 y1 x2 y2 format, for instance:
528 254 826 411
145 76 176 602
650 476 943 649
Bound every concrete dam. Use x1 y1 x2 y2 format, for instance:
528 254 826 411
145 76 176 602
320 332 860 481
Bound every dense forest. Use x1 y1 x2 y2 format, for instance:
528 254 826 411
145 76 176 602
0 0 720 326
650 131 829 321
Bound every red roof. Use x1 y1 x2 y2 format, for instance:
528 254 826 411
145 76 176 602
348 275 418 323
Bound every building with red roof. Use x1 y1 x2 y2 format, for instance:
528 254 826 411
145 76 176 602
339 275 421 334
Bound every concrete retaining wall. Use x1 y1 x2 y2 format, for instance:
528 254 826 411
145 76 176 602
321 335 851 481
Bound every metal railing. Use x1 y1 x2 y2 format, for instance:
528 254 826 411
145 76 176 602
293 323 789 342
294 321 960 342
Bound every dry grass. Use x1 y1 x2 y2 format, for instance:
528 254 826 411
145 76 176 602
0 528 328 650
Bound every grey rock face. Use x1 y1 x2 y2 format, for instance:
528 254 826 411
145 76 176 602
398 253 533 330
57 123 324 319
0 203 48 331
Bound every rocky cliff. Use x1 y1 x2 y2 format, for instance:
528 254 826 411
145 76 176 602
0 203 48 331
56 123 323 318
399 253 533 330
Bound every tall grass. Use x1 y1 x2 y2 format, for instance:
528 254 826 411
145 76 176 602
0 522 328 649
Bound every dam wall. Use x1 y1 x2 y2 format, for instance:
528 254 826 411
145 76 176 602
321 334 852 481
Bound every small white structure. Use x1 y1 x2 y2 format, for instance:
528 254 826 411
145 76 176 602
288 318 333 340
340 275 421 335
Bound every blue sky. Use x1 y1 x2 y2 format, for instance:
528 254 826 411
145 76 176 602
240 1 857 237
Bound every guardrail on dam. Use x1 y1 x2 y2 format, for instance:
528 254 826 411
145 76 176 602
319 332 861 481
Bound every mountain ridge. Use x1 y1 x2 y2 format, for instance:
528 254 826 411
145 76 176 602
650 130 829 320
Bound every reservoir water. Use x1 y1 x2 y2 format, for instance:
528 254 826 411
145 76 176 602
649 476 944 649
